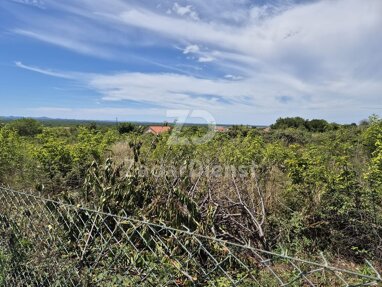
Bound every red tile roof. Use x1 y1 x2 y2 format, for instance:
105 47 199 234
215 126 228 132
147 126 172 135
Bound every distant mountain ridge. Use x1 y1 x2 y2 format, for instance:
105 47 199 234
0 115 258 127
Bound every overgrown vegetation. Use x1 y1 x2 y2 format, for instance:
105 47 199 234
0 116 381 284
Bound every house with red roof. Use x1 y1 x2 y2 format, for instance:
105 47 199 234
145 126 172 135
214 126 228 132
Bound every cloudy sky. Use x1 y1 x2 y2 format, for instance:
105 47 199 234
0 0 381 124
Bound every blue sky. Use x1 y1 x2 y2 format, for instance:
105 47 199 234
0 0 381 124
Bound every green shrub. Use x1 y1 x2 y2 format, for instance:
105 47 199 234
0 128 23 184
117 122 136 134
7 118 43 137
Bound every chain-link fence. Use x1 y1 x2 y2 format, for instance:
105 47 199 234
0 186 380 286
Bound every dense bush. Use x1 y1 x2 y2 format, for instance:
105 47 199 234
271 117 336 132
304 119 329 132
0 128 23 184
271 117 307 129
7 118 43 137
362 115 382 154
0 116 381 266
117 122 136 134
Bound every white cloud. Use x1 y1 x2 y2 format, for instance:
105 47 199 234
172 3 199 20
87 72 253 109
7 0 382 123
119 1 381 70
224 74 243 80
198 56 215 63
183 44 216 63
13 29 113 58
15 61 75 79
11 0 45 9
16 58 382 124
183 44 200 54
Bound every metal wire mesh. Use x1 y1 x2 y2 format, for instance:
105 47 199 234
0 186 380 286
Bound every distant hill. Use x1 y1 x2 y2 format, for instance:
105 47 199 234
0 115 268 128
0 116 116 127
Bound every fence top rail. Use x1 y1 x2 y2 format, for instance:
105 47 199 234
0 185 381 284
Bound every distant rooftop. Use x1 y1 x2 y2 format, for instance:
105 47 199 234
146 126 172 135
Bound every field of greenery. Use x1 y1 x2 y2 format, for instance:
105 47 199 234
0 116 381 285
